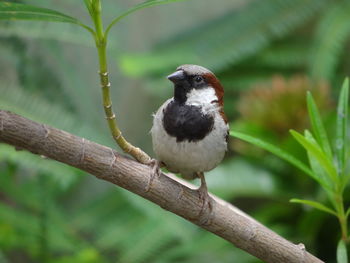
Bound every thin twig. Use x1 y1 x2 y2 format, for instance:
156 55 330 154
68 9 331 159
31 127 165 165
90 2 151 164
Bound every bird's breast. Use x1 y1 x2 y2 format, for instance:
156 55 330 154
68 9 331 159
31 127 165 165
151 98 228 177
162 101 214 142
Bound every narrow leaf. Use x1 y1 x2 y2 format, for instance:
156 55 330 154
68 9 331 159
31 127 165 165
0 2 94 34
306 151 333 191
337 239 348 263
304 131 334 191
83 0 94 17
230 131 313 177
105 0 187 36
0 2 77 22
290 130 338 183
307 91 332 158
290 198 337 216
336 78 349 176
346 206 350 219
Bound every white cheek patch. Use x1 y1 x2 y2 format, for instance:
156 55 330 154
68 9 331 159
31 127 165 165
186 87 218 114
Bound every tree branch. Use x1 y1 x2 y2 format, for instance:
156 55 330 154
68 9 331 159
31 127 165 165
0 110 323 263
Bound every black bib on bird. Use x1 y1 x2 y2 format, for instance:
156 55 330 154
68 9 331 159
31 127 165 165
162 100 214 142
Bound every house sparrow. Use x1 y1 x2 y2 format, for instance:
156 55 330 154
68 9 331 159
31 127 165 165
150 64 229 210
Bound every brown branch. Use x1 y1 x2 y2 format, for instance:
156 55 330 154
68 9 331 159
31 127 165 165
0 110 323 263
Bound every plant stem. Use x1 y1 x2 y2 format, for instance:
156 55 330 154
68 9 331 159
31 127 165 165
334 192 349 242
89 1 151 164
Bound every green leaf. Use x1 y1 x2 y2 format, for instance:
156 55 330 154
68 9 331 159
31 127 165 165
290 130 338 183
290 198 337 216
304 130 334 191
230 131 313 177
306 150 333 191
307 91 332 158
346 207 350 219
0 22 95 46
336 78 349 177
0 2 75 22
105 0 188 37
83 0 94 17
337 239 348 263
0 2 94 34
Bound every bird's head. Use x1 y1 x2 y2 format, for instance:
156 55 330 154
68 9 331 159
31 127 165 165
167 64 224 106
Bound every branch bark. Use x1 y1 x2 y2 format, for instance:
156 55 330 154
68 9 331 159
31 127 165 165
0 110 323 263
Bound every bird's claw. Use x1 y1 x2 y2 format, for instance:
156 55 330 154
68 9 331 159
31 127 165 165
198 186 212 211
197 183 213 216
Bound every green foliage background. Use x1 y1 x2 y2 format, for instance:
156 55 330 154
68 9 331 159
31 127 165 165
0 0 350 262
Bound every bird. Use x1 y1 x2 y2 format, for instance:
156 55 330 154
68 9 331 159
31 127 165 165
150 64 229 210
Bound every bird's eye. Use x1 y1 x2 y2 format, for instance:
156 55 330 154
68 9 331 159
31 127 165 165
194 76 203 82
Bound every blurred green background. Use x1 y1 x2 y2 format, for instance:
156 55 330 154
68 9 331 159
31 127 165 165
0 0 349 262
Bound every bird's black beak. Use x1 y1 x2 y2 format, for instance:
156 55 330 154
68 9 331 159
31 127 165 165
167 70 185 83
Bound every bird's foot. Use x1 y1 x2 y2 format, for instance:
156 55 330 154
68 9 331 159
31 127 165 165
197 186 214 225
197 185 212 211
196 173 214 225
145 159 164 192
